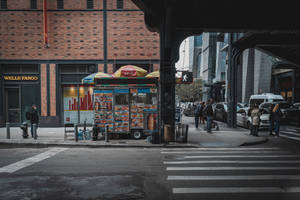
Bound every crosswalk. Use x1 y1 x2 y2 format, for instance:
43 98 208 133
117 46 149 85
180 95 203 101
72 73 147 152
280 127 300 141
161 147 300 200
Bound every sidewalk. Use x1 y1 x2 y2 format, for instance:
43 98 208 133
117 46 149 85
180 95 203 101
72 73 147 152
0 119 268 148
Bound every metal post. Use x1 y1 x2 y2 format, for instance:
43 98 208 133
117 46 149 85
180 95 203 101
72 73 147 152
6 122 10 139
75 124 78 142
33 123 37 140
83 120 86 139
105 125 109 142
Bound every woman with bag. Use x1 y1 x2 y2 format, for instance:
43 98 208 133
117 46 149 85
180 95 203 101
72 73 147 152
272 103 283 137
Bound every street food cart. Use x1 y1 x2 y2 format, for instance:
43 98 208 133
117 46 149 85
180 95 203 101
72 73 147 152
93 77 159 139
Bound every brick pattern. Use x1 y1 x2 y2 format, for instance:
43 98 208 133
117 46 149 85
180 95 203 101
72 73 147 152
7 0 30 10
107 63 113 74
0 11 104 60
49 64 56 116
40 64 47 116
98 63 104 72
107 0 139 10
107 11 160 60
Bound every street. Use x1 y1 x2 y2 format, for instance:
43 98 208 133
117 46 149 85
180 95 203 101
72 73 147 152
1 137 300 200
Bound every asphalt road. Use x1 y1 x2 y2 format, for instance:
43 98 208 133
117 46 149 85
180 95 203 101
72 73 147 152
1 143 300 200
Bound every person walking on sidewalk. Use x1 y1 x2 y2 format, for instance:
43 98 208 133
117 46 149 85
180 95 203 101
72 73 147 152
250 103 261 137
199 102 205 124
29 104 39 138
269 104 275 136
273 103 283 137
203 98 214 133
194 102 202 129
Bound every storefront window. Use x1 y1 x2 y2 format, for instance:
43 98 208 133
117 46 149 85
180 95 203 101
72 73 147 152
63 86 94 124
63 86 79 124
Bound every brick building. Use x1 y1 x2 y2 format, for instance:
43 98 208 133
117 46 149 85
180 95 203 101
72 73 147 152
0 0 160 126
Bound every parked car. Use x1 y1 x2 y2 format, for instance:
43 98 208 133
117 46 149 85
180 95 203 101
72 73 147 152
237 108 251 129
238 102 248 109
183 103 195 117
237 107 270 129
294 103 300 110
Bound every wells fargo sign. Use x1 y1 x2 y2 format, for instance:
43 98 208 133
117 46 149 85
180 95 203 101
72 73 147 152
3 75 39 81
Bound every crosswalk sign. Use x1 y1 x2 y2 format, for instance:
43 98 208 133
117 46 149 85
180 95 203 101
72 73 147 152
181 71 193 84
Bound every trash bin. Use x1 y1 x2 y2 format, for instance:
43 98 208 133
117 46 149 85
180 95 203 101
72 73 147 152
175 123 189 143
164 124 174 142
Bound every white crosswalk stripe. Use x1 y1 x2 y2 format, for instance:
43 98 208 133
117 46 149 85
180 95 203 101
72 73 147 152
161 147 300 199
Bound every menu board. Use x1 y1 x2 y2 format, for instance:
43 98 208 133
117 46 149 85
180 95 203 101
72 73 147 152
114 105 129 132
131 104 144 128
94 90 114 131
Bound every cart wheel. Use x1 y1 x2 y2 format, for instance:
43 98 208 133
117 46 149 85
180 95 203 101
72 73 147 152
132 130 143 140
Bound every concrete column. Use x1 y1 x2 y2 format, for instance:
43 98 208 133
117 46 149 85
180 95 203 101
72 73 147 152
40 64 47 117
159 6 176 143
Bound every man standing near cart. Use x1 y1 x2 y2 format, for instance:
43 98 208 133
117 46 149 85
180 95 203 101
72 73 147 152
29 104 39 138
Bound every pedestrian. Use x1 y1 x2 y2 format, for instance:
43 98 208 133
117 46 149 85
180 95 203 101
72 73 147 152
199 102 205 124
269 104 275 136
250 103 261 137
272 103 283 137
194 102 201 129
203 98 214 133
29 104 39 138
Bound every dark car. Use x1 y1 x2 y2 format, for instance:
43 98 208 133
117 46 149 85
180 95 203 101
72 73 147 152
259 101 300 125
214 102 228 122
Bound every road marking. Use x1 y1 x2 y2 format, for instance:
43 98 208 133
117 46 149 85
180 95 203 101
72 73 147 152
164 160 300 164
161 147 281 151
161 151 288 154
167 166 300 171
184 155 300 159
0 148 68 173
280 133 300 141
168 175 300 180
173 187 300 194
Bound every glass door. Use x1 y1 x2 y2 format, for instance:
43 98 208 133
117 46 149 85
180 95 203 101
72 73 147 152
5 87 21 123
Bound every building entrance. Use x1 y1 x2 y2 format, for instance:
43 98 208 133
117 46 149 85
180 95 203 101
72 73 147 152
5 87 20 124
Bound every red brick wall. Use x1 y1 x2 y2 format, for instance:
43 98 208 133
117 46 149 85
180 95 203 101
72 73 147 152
50 64 56 116
107 11 160 60
0 11 103 60
98 63 104 72
107 64 113 74
107 0 139 10
7 0 30 9
40 64 47 116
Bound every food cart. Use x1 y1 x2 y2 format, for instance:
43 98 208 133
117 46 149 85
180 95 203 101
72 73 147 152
93 77 159 139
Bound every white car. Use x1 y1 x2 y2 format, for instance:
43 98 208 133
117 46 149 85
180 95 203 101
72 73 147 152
237 107 270 129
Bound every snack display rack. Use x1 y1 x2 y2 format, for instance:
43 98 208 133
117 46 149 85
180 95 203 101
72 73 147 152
93 77 159 138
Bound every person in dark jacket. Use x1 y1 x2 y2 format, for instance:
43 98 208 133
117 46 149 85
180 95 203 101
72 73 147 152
29 104 39 138
203 98 214 133
269 104 275 136
273 103 283 137
199 101 205 124
194 102 202 129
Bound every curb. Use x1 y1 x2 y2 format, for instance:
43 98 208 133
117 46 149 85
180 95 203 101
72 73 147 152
239 138 269 146
0 141 200 149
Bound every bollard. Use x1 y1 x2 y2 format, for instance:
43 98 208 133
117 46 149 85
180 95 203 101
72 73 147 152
6 122 10 139
75 124 78 142
33 123 37 140
105 125 109 142
83 121 86 139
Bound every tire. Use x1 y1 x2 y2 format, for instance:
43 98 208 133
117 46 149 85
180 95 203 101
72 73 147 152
132 130 143 140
